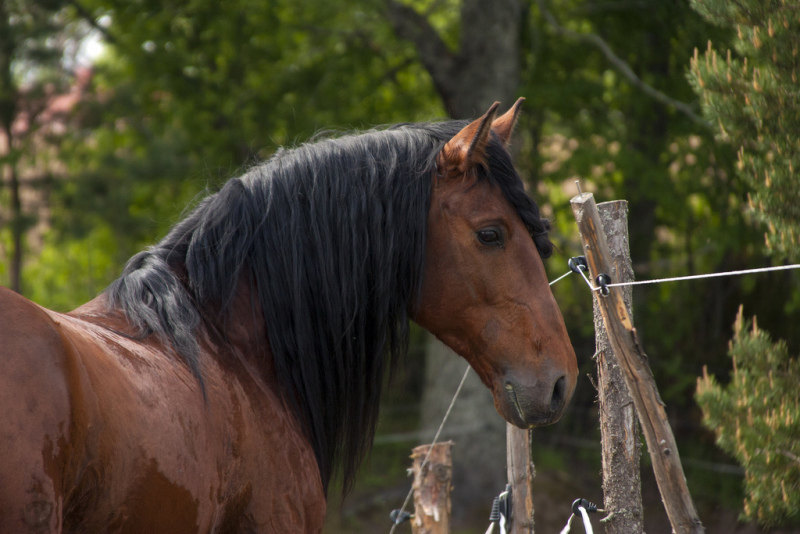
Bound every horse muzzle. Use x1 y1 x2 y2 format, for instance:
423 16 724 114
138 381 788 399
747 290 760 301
498 369 572 428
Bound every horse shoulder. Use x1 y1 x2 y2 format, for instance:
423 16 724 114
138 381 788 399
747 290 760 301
206 355 327 533
0 287 75 533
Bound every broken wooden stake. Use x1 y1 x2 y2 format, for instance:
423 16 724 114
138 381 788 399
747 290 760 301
593 200 643 534
410 441 453 534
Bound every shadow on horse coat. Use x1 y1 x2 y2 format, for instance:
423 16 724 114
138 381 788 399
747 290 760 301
0 100 577 533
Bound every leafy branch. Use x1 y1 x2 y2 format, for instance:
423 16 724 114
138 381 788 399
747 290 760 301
536 0 709 127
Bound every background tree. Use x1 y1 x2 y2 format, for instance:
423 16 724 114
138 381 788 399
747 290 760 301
387 0 527 510
689 0 800 264
689 0 800 527
697 309 800 527
0 0 80 293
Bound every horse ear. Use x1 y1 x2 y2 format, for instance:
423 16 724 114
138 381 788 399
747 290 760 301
492 97 525 145
441 101 501 173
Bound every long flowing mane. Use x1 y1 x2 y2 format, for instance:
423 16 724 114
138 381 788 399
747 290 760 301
106 120 552 492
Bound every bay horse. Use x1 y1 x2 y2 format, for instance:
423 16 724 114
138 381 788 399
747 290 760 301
0 99 577 533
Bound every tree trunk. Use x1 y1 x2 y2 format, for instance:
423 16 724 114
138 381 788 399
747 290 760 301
387 0 527 520
419 337 506 522
9 159 21 293
0 0 21 293
0 121 22 294
386 0 522 118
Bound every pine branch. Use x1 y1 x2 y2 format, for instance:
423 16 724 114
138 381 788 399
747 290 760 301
536 0 710 128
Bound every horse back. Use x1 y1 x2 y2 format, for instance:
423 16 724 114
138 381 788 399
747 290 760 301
0 288 204 532
0 287 327 533
0 286 74 532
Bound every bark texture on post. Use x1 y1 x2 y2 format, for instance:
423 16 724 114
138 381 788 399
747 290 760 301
410 442 454 534
594 201 643 533
506 425 534 533
571 192 704 534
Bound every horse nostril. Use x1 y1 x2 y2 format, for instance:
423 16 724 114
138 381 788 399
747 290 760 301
550 375 566 413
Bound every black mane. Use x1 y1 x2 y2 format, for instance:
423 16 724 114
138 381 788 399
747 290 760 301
106 120 552 492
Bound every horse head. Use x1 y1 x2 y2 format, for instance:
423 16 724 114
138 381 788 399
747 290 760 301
414 99 578 428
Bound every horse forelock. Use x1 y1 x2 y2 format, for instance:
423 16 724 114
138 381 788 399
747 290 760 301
105 120 552 495
482 133 554 258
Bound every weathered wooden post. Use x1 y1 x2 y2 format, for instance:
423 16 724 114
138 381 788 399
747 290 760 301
410 442 453 534
593 200 643 533
506 425 535 533
571 192 704 534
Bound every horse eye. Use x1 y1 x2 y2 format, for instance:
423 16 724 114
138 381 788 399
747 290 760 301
476 227 504 247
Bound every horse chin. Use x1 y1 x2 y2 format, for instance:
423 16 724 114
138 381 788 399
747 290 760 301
495 395 534 429
493 378 570 429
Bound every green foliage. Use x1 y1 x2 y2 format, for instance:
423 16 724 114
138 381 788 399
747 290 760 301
25 224 118 311
688 0 800 262
689 1 800 526
0 0 85 293
81 0 442 155
696 307 800 526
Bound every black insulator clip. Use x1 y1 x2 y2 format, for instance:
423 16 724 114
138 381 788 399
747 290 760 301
489 484 513 525
497 484 512 523
389 509 412 525
488 495 500 522
571 498 599 515
568 256 588 274
595 273 611 296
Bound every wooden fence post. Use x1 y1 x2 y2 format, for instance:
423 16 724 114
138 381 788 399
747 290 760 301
506 424 535 533
594 200 643 533
410 442 453 534
571 192 704 534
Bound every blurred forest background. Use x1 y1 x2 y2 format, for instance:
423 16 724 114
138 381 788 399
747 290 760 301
1 0 798 532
